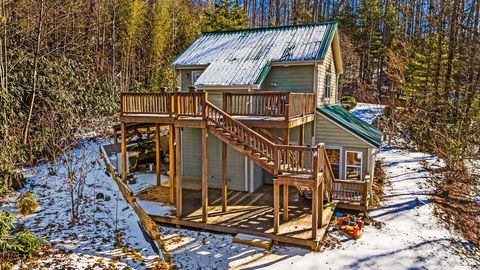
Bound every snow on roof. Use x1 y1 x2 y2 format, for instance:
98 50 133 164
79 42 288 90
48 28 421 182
172 22 338 87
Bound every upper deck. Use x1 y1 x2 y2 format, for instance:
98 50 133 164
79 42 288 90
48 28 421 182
120 91 316 128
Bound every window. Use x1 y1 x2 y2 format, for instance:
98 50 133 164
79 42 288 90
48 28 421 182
324 73 332 98
191 71 202 85
326 147 341 179
345 151 363 180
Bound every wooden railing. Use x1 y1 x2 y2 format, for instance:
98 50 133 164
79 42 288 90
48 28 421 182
121 92 207 118
174 92 206 118
332 179 365 203
121 92 172 115
223 92 315 120
206 101 277 162
121 91 315 121
289 93 316 118
277 145 315 174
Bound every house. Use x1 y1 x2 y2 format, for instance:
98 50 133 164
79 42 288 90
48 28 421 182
115 22 382 250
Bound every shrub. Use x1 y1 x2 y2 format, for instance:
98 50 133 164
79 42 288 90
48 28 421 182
0 210 46 268
17 192 39 216
340 96 357 110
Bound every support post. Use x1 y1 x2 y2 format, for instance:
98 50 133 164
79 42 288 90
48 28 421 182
169 124 175 204
201 128 208 223
121 121 127 182
221 141 228 212
319 179 324 227
299 124 305 167
283 184 288 222
312 184 318 239
284 128 290 145
273 180 279 233
175 127 182 217
155 124 161 186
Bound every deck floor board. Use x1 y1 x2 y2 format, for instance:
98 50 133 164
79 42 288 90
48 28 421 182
139 184 333 249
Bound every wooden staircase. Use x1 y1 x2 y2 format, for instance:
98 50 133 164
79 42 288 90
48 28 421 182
205 101 335 196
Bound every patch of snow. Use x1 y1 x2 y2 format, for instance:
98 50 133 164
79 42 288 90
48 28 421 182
138 199 175 217
351 102 385 124
2 140 163 269
128 173 169 194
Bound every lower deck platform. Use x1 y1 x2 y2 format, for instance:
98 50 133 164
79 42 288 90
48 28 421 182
137 185 336 250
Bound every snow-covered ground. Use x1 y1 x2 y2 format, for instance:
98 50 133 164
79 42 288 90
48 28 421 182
1 103 477 269
156 148 476 269
153 103 478 269
0 140 163 269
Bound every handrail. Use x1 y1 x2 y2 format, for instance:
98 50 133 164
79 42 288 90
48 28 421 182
121 92 172 115
205 101 278 163
223 92 315 120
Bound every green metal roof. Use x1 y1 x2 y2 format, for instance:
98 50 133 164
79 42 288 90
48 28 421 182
172 22 338 87
316 105 382 148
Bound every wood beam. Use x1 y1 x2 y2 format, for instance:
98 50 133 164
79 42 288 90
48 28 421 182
221 141 227 212
284 128 290 145
319 180 324 227
120 121 127 182
273 180 279 233
312 184 318 239
169 124 175 204
175 127 182 217
283 184 288 222
155 124 161 186
299 124 305 167
202 128 208 223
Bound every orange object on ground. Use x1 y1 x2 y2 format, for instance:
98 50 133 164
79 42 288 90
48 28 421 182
335 217 363 240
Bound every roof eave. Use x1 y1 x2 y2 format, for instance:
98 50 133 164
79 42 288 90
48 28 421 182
315 107 381 148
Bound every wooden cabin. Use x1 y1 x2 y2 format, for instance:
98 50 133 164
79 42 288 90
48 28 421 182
114 22 382 250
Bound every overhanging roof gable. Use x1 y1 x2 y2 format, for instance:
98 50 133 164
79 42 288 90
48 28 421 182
316 105 382 148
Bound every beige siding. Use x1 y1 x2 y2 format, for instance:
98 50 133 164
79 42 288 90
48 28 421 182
315 114 372 180
179 69 205 91
261 65 314 92
181 127 247 191
316 44 338 106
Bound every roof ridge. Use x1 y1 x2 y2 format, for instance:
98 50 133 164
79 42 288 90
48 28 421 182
202 21 338 35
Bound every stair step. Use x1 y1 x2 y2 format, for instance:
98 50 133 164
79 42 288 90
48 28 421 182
258 157 268 161
223 132 231 137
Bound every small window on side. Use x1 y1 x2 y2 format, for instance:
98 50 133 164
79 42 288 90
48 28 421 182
325 73 331 98
191 71 202 85
345 151 363 180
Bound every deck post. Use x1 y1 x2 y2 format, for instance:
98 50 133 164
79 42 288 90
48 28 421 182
273 180 279 233
202 128 208 223
312 183 318 239
283 184 288 222
155 124 161 186
221 141 228 212
299 124 305 167
284 128 290 145
175 126 182 217
120 121 127 182
169 124 175 204
319 179 324 227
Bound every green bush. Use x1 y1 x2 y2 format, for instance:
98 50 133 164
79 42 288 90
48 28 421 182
340 96 357 110
17 192 39 216
0 210 45 267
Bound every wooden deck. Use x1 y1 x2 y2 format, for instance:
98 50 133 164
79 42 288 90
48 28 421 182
138 185 335 250
119 91 316 128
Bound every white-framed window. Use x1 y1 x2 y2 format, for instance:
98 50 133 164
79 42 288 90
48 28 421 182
325 146 342 179
191 71 202 85
324 73 332 98
345 151 363 180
